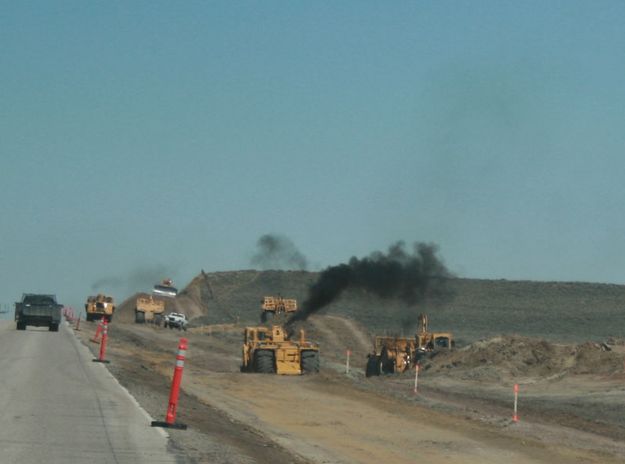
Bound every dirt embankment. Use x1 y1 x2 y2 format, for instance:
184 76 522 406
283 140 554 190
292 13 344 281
114 270 625 344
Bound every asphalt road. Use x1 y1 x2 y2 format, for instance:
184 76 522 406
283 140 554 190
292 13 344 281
0 320 187 463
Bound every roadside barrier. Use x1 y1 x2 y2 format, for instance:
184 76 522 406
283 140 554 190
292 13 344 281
152 338 188 430
345 349 351 374
90 319 103 343
92 320 110 364
512 383 519 422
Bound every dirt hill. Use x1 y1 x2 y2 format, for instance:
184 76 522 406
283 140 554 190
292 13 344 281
115 270 625 344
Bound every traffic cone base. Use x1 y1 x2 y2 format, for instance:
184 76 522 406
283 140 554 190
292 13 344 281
150 420 187 430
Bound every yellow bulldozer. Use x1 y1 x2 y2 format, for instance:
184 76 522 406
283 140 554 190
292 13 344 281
366 314 453 377
242 296 319 375
85 294 115 322
260 296 298 323
135 294 165 325
241 325 319 375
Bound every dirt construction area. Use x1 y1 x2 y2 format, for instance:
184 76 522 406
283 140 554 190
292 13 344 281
73 314 625 464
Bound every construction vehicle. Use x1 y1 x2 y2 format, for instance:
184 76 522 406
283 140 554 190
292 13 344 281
260 296 297 323
241 325 319 375
152 279 178 298
84 294 115 322
135 294 165 325
366 314 453 377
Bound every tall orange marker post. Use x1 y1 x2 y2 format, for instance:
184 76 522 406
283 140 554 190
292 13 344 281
152 338 188 430
92 320 110 364
513 383 519 422
90 319 103 343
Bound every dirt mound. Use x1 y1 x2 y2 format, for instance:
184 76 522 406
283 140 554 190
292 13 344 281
573 341 625 375
424 335 624 382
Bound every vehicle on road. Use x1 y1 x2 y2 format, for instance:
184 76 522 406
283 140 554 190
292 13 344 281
15 293 63 332
163 312 188 330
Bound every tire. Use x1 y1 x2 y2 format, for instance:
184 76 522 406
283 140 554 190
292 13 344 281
301 350 320 374
135 311 145 323
16 321 26 331
365 355 381 377
254 350 276 374
380 349 395 374
107 314 113 323
86 313 93 322
49 323 59 332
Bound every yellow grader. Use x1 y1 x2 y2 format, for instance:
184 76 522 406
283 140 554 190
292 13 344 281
241 296 319 375
241 325 319 374
260 296 298 323
366 314 453 377
85 294 116 322
134 294 165 325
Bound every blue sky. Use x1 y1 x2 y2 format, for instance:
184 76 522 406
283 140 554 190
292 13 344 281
2 1 625 311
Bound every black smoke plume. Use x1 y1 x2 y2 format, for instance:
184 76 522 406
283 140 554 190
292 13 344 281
288 242 450 325
251 234 308 270
91 265 173 296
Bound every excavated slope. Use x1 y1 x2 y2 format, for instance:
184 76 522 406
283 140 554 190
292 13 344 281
114 270 625 344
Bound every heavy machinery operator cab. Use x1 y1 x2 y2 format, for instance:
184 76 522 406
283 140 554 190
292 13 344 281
272 326 286 342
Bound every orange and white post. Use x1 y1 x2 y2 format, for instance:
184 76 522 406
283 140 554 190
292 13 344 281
345 349 351 374
90 319 103 343
513 383 520 422
414 363 420 394
152 338 188 430
92 320 110 364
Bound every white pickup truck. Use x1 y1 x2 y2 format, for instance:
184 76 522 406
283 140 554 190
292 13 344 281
163 312 188 331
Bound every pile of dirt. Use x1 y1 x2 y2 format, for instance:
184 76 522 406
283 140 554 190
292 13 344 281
424 335 625 382
573 341 625 375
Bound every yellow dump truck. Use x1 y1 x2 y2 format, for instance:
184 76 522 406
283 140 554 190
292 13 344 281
366 314 453 377
85 294 115 322
260 296 298 323
241 325 319 375
135 294 165 325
